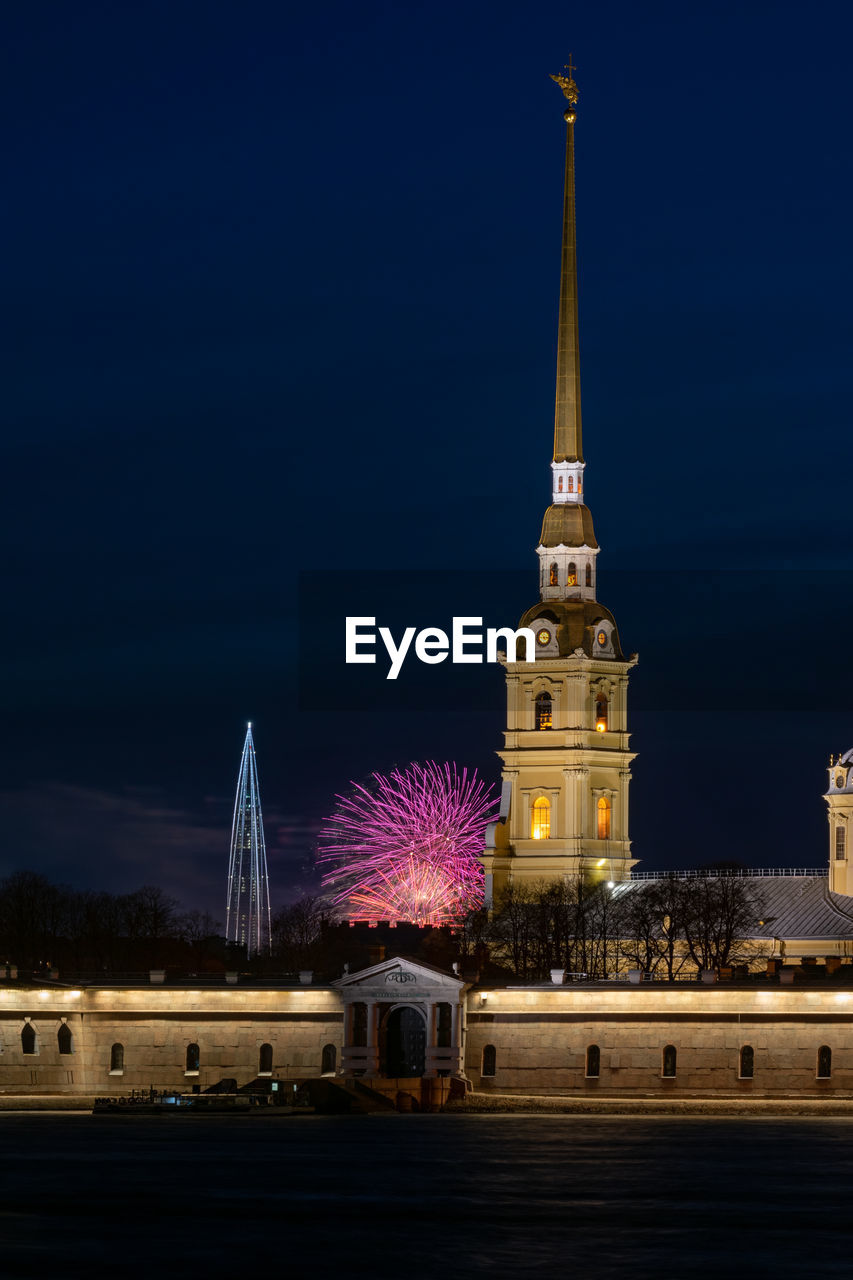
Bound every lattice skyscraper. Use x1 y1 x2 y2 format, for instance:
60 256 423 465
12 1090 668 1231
226 723 271 955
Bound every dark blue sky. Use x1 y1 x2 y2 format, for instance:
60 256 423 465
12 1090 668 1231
3 0 852 915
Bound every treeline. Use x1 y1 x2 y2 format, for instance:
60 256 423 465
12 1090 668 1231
0 871 224 972
0 869 764 982
459 874 765 982
272 873 765 983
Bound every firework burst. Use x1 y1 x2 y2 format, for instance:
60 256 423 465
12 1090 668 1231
317 761 498 925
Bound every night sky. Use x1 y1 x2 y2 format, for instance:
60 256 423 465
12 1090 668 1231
3 1 853 918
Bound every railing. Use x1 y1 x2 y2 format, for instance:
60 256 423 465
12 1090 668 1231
629 868 826 881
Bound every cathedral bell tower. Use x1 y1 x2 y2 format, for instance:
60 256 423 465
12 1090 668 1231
482 67 638 905
825 751 853 896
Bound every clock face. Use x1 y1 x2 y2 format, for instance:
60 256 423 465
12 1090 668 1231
537 628 551 646
597 630 607 647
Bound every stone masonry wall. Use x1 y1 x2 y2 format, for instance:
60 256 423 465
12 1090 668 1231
0 985 343 1095
465 986 853 1096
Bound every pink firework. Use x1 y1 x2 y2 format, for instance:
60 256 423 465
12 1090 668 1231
318 762 498 925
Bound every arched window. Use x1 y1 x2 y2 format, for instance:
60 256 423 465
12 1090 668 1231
662 1044 677 1078
110 1043 124 1073
817 1045 832 1079
535 691 552 730
482 1044 496 1077
57 1024 73 1055
258 1043 273 1074
739 1045 754 1079
585 563 592 587
436 1002 452 1048
321 1043 337 1075
550 562 559 586
586 1044 600 1078
185 1043 200 1073
557 476 563 492
597 796 611 840
531 796 551 840
837 828 846 860
21 1023 37 1056
595 693 608 731
351 1002 368 1047
567 476 574 492
566 561 577 586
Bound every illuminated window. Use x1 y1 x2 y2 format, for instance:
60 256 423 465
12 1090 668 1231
837 828 846 861
586 1044 600 1078
566 561 577 586
550 562 559 586
535 692 553 730
482 1044 496 1077
259 1043 273 1075
109 1043 124 1073
436 1002 452 1048
662 1045 677 1078
531 797 551 840
817 1045 832 1079
186 1043 200 1073
321 1043 337 1075
595 693 608 731
597 796 611 840
351 1002 368 1047
585 563 592 587
57 1024 73 1055
558 476 564 492
21 1024 37 1056
739 1045 754 1079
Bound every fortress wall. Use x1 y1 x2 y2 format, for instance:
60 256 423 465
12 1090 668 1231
465 986 853 1096
0 986 343 1094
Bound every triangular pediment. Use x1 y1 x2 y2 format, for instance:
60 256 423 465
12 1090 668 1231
332 956 464 995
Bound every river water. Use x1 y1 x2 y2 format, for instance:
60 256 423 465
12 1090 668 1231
1 1113 850 1277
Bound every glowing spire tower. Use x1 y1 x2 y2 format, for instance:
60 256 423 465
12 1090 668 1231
481 65 638 903
226 723 271 955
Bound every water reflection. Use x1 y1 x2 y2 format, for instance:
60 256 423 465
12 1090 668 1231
0 1115 850 1276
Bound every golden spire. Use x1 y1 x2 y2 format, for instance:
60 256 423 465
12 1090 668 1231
550 59 582 463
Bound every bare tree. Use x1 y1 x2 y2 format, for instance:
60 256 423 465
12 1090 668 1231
681 875 764 973
271 896 335 970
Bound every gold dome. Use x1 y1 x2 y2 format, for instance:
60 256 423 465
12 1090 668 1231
538 503 598 549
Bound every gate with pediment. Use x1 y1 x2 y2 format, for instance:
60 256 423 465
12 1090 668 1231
334 958 466 1079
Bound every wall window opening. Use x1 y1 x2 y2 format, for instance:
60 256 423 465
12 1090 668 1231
186 1043 200 1073
21 1024 37 1056
739 1045 754 1079
837 827 846 860
566 561 577 586
259 1043 273 1074
436 1003 452 1049
597 796 611 840
595 693 608 732
535 691 553 730
585 563 592 586
817 1045 832 1079
110 1043 124 1073
586 1044 600 1078
567 476 574 492
662 1045 677 1078
321 1044 337 1075
482 1044 496 1077
557 476 563 492
57 1024 73 1056
550 563 559 586
531 796 551 841
351 1002 368 1048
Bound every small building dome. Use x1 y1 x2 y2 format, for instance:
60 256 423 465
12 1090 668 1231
539 504 598 549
